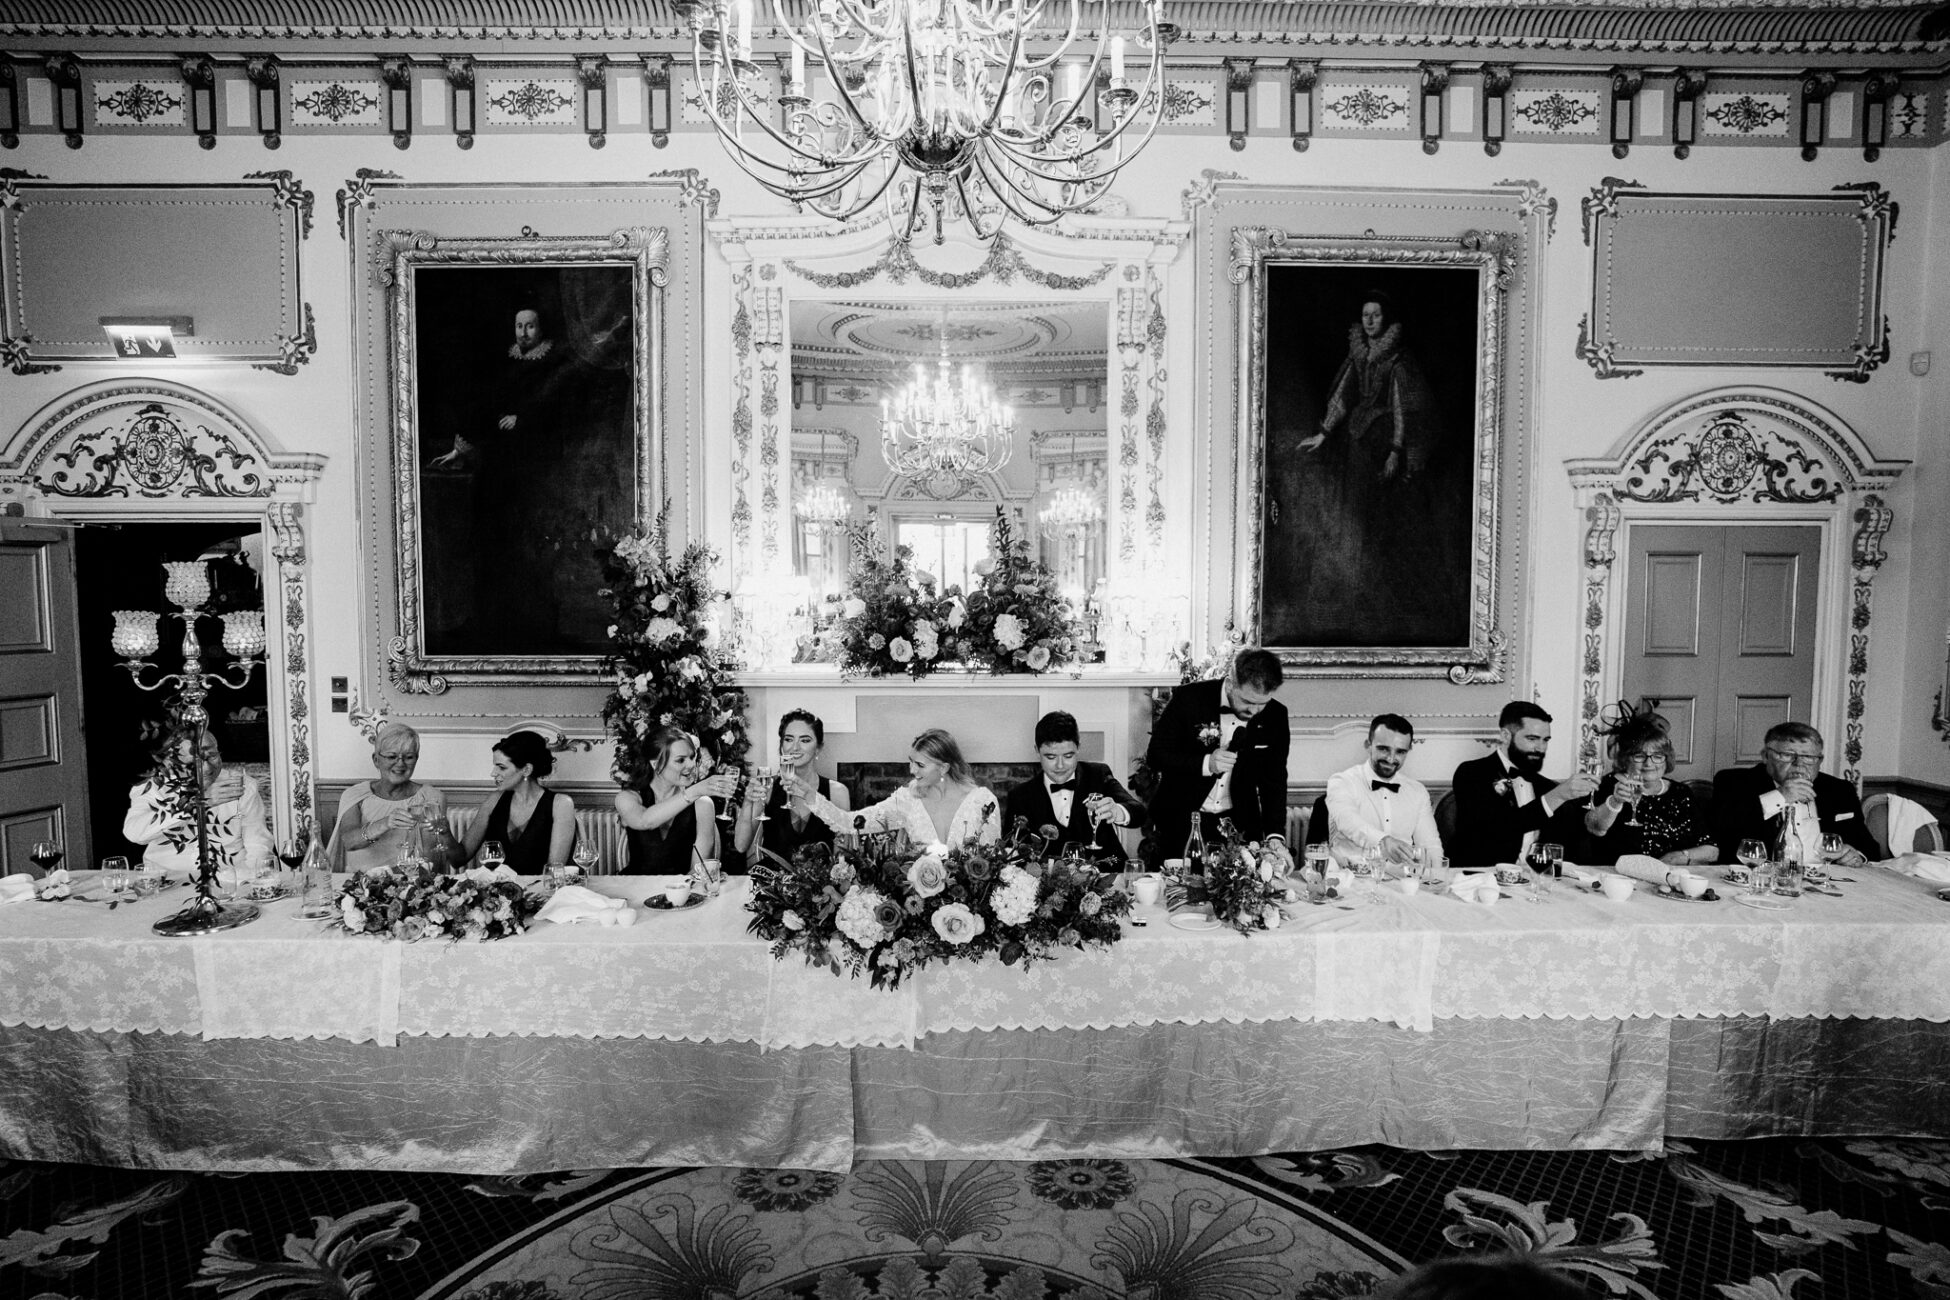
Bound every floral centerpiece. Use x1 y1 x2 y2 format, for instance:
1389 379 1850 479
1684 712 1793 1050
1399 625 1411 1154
746 815 1134 989
961 509 1083 675
1172 817 1290 936
334 863 540 942
597 506 751 788
829 525 971 680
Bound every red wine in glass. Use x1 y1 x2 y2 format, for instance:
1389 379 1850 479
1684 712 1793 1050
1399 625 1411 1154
276 835 309 871
29 840 63 873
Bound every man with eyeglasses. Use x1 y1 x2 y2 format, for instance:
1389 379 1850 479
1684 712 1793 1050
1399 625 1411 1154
1710 722 1876 866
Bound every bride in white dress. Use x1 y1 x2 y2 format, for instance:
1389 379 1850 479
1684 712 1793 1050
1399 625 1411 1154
781 728 1001 848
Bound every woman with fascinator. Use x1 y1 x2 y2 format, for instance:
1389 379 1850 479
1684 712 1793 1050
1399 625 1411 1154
1581 702 1717 867
327 717 449 871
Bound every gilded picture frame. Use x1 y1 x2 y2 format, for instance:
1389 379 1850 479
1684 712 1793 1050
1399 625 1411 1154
379 226 667 688
1232 229 1509 680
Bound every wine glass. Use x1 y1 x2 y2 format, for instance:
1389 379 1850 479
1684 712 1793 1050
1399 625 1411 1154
572 840 598 879
479 840 506 872
29 839 62 875
1819 832 1845 865
1524 844 1553 903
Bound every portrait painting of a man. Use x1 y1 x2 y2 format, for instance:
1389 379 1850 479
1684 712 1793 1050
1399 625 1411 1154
412 264 638 657
1260 262 1483 651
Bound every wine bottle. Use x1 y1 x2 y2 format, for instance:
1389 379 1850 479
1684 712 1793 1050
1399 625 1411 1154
1181 819 1205 880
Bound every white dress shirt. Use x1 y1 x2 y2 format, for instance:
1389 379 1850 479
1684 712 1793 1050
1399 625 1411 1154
1325 762 1443 866
1046 776 1076 827
122 777 274 876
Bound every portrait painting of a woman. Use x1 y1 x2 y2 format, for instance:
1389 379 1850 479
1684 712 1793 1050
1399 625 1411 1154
1260 263 1481 650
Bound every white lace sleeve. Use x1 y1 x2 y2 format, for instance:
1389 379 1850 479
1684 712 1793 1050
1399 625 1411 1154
952 788 1003 847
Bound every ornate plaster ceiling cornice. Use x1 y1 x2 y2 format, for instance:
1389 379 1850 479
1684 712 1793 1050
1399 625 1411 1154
0 1 1943 67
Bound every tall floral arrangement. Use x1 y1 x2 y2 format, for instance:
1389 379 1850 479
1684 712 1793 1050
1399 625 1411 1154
962 510 1083 675
597 507 751 790
746 818 1133 990
829 524 970 680
1172 816 1290 936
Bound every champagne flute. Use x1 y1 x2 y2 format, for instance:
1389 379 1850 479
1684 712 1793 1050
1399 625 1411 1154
714 763 741 824
752 766 777 823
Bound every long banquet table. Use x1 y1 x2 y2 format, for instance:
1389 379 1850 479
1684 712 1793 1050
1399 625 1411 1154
3 869 1948 1173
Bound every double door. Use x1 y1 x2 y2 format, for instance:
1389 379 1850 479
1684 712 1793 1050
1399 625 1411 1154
1620 524 1820 782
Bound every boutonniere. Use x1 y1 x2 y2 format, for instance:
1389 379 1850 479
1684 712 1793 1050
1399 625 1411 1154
1492 778 1514 801
1196 722 1222 751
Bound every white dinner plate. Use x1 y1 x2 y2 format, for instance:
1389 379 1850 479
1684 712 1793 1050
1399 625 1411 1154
1167 908 1225 932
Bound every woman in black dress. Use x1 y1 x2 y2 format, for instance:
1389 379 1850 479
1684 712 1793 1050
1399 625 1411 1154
459 729 578 872
1582 709 1716 867
615 725 737 875
732 709 853 868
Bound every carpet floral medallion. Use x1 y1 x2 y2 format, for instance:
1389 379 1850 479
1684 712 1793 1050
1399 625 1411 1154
421 1159 1401 1299
2 1139 1947 1298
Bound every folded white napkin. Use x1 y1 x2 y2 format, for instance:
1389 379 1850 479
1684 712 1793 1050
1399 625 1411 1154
1562 864 1603 888
461 864 524 887
1886 852 1950 886
0 872 34 905
536 884 638 926
1611 854 1707 893
1450 872 1500 904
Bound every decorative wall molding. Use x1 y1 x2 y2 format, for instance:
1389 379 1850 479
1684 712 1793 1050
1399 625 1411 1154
0 377 327 841
1578 179 1897 383
1565 386 1908 783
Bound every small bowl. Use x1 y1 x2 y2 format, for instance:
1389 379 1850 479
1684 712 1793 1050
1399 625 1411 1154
1394 876 1421 897
1600 875 1635 902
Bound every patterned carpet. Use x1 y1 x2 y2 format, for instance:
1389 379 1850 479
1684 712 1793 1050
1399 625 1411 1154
4 1139 1948 1299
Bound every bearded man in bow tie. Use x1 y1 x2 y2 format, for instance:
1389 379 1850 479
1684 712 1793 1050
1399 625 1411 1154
1324 713 1443 868
1449 701 1596 867
1003 711 1147 862
1143 648 1293 869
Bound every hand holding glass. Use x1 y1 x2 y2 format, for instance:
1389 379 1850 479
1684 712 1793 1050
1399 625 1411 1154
751 767 777 822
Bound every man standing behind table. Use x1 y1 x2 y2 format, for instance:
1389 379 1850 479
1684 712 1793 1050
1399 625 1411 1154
1710 721 1876 866
1144 648 1293 870
1003 711 1147 862
1449 701 1596 867
1326 713 1444 869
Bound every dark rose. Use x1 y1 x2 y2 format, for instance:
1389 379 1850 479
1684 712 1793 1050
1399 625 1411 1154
873 899 903 931
1000 940 1026 966
963 853 995 883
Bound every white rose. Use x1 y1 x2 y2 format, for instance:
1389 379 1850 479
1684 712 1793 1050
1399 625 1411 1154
782 909 806 931
946 601 965 629
651 593 672 611
842 597 867 620
1026 644 1051 671
1261 903 1284 930
889 637 913 663
992 613 1025 651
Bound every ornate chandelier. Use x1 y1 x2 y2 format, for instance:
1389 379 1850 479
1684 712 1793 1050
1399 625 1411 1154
881 345 1015 493
795 430 854 527
676 0 1174 243
795 480 852 526
1038 429 1101 536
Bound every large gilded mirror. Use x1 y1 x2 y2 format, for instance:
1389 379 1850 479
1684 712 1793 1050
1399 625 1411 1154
789 298 1109 606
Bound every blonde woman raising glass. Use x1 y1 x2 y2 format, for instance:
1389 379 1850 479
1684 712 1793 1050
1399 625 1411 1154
782 727 999 848
616 725 739 875
327 721 448 871
735 709 851 864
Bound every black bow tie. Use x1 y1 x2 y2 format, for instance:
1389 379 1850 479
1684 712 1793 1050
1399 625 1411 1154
1372 780 1400 793
1219 706 1236 717
1049 780 1077 792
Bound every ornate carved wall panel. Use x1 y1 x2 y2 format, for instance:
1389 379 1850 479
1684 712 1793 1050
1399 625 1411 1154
0 173 315 374
1566 387 1906 785
0 379 326 837
1578 181 1896 382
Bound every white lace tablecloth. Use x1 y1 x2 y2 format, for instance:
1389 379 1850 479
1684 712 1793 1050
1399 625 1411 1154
3 869 1948 1048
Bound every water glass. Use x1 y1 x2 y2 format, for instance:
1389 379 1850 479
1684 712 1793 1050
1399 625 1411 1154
100 855 131 896
1745 857 1778 900
1773 858 1805 898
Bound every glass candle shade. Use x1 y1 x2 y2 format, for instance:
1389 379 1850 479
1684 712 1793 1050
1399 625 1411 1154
161 561 212 611
220 610 267 658
110 610 162 659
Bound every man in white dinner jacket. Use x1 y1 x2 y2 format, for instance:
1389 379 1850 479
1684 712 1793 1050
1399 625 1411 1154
1324 713 1444 868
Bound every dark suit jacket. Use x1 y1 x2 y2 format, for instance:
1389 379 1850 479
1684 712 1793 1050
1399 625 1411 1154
1709 765 1878 863
1449 751 1575 867
1002 761 1146 863
1144 678 1291 856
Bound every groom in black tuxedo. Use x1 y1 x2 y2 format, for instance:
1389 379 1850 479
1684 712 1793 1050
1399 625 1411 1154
1144 647 1293 866
1003 711 1147 862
